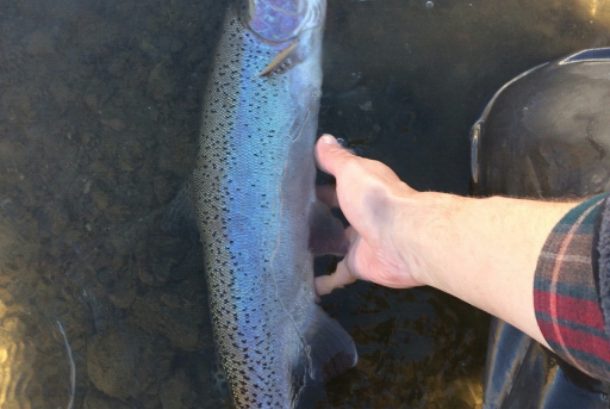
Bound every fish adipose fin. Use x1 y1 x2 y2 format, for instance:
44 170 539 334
308 201 348 256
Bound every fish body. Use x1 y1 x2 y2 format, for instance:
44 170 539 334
194 0 357 407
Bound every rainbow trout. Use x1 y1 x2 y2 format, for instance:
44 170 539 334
193 0 358 407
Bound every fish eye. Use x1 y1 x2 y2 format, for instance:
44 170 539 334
242 0 312 43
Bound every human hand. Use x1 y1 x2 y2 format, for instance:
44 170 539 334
314 134 425 295
314 134 580 351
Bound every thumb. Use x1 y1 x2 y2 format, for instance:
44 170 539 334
315 134 357 178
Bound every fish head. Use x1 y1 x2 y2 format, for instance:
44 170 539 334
242 0 326 44
239 0 326 77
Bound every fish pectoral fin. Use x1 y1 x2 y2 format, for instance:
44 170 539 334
259 40 300 76
301 306 358 383
308 200 348 256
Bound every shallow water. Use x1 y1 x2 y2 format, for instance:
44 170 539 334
0 0 609 408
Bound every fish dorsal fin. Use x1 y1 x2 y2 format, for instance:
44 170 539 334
259 40 300 76
161 180 199 236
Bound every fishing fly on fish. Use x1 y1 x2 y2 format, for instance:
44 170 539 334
194 0 357 408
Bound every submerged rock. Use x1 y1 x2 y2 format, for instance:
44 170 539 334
86 326 172 399
128 278 208 351
159 369 197 409
84 388 131 409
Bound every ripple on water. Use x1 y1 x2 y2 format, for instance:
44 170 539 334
0 328 32 409
0 318 74 409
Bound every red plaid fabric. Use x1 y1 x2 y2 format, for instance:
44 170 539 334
534 194 610 381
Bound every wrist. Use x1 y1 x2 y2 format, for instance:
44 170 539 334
390 190 466 288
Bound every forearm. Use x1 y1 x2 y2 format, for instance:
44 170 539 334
315 135 610 380
396 192 577 347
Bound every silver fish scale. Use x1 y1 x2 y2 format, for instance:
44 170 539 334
194 5 324 408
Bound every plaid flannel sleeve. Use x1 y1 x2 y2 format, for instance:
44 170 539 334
534 194 610 381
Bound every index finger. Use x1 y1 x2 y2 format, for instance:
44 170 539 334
315 134 357 177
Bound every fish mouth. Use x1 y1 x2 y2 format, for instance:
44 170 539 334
243 0 326 44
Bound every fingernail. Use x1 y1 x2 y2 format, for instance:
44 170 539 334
320 134 337 145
